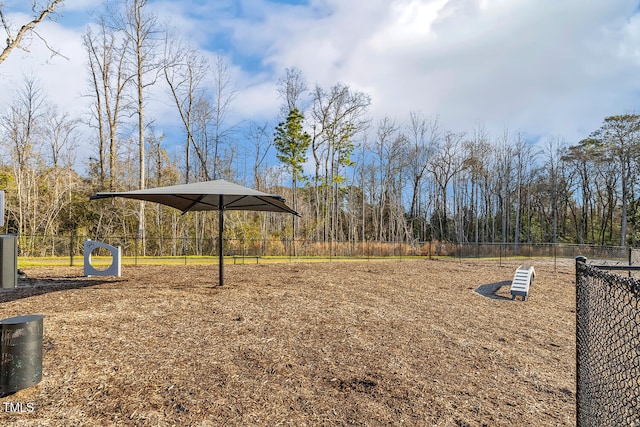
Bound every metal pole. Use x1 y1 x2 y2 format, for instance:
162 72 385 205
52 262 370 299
219 195 224 287
575 255 586 426
183 232 187 266
69 230 75 267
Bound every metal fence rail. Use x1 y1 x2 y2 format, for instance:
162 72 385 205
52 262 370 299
12 234 634 262
575 257 640 426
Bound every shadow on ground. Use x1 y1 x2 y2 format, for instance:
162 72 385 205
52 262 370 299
475 280 512 300
0 276 123 304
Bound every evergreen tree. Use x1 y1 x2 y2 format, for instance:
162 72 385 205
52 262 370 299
274 108 311 208
274 108 311 244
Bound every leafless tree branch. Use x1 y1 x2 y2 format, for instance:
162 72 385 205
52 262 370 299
0 0 64 65
33 29 69 60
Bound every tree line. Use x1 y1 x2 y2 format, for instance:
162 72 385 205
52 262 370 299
0 0 638 254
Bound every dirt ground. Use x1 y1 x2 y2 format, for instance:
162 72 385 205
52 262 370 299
0 258 576 426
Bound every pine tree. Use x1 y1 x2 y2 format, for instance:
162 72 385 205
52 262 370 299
274 108 311 242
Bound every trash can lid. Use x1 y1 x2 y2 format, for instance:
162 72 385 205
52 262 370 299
0 314 44 325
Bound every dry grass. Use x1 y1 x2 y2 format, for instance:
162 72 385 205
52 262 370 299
0 258 575 426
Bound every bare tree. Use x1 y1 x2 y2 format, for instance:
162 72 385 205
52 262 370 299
44 104 79 169
0 0 65 64
563 138 602 244
492 133 515 243
145 127 181 254
210 55 236 180
406 112 439 239
113 0 162 252
309 82 370 242
190 96 213 180
428 131 468 241
276 66 308 117
40 104 79 237
372 117 409 241
245 121 272 191
538 137 567 244
591 147 620 244
84 18 132 190
591 114 640 246
0 76 87 247
123 0 160 190
173 54 236 182
463 124 491 244
512 132 537 248
0 76 45 238
162 32 208 183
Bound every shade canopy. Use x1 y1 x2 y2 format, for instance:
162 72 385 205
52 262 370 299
90 179 299 286
90 179 299 216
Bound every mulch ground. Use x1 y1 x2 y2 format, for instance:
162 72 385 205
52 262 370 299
0 258 576 426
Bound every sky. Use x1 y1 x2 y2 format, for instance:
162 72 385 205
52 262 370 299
1 0 640 173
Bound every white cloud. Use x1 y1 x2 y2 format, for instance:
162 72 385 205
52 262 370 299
218 0 640 142
0 11 94 168
0 12 88 108
60 0 102 12
2 0 640 174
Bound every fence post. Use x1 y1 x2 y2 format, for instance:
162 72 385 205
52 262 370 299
181 232 186 265
134 233 139 266
69 230 75 267
575 255 586 426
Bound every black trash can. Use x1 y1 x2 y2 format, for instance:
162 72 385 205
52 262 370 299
0 235 17 289
0 315 44 395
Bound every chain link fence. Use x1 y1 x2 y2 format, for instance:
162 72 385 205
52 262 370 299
11 234 636 267
575 257 640 426
455 242 629 262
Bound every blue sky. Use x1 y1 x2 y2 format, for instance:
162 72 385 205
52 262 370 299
1 0 640 173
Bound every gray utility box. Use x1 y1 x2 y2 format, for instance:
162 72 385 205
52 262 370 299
0 315 44 395
0 235 17 289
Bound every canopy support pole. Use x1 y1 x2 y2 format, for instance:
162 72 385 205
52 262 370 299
219 195 224 287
